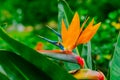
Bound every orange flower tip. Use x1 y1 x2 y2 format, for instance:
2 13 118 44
35 42 43 51
75 56 84 68
97 21 101 25
74 12 79 17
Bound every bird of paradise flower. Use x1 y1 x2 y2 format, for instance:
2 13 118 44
35 12 105 80
36 12 101 68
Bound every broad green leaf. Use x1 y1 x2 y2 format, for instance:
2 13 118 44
0 50 51 80
58 0 73 32
0 27 77 80
110 32 120 80
0 72 9 80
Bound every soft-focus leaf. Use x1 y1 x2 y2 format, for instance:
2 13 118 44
0 27 77 80
0 50 51 80
108 11 117 19
0 72 9 80
81 42 92 69
110 32 120 80
86 42 92 69
58 0 73 32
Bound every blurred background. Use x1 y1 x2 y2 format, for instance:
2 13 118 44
0 0 120 76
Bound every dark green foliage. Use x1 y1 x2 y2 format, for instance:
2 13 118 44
0 26 76 80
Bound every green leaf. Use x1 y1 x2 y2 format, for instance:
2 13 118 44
110 32 120 80
0 50 51 80
58 0 73 32
0 72 9 80
86 42 92 69
108 11 117 19
0 27 77 80
81 42 92 69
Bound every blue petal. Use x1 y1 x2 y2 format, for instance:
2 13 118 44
38 35 64 50
46 25 61 38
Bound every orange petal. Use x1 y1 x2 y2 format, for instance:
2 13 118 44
35 42 43 51
77 19 101 44
74 17 90 46
63 12 81 50
82 22 101 43
81 18 94 32
61 20 68 44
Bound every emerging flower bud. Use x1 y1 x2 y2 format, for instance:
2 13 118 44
69 69 105 80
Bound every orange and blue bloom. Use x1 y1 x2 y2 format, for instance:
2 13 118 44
36 12 101 68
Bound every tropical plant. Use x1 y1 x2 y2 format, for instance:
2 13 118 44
0 0 120 80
